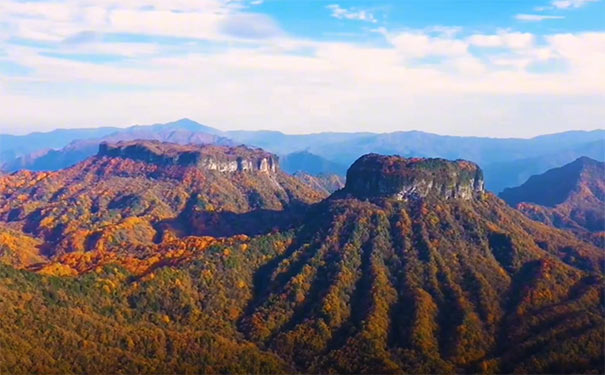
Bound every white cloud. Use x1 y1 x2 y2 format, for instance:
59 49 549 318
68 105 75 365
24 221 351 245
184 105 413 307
0 1 604 136
551 0 599 8
468 32 535 49
326 4 377 23
387 31 468 58
515 14 564 21
0 0 274 42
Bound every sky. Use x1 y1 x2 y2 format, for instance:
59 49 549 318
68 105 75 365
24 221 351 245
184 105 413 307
1 0 604 137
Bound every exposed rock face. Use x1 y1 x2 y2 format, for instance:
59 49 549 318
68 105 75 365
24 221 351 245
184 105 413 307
344 154 484 200
99 141 277 173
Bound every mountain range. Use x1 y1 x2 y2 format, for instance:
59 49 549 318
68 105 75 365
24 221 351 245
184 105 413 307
0 141 603 374
2 119 603 193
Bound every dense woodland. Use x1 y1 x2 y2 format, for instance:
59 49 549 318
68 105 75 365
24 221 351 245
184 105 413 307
0 143 603 374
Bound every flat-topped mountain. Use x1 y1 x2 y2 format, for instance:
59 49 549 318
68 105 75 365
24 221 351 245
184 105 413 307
343 154 484 200
235 160 603 374
0 141 325 261
500 157 604 239
99 141 277 173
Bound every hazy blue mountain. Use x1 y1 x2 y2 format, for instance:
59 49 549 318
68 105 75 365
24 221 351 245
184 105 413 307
0 119 221 165
303 130 605 167
280 151 347 176
2 119 603 193
1 119 231 172
228 128 604 174
225 130 372 155
0 126 119 164
483 140 605 192
229 128 604 193
498 157 605 244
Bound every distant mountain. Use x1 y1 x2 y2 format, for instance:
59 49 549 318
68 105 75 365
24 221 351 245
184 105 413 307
229 129 605 166
0 119 222 163
224 130 372 156
483 140 605 192
227 129 605 192
2 119 232 172
3 120 603 192
0 126 119 164
280 151 347 176
500 157 605 243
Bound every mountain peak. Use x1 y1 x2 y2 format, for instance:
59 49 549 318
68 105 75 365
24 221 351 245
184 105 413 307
343 153 484 200
98 140 278 173
158 118 220 134
571 155 601 167
500 156 604 207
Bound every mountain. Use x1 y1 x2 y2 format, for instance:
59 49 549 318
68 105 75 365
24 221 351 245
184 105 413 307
4 120 604 192
280 151 347 176
0 149 603 374
228 129 605 193
236 155 603 374
1 119 228 172
293 172 345 195
483 140 605 192
0 141 326 267
0 126 120 164
500 157 605 243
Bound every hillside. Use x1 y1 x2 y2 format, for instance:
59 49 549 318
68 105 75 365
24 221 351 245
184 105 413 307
499 157 605 244
0 141 326 270
293 172 345 195
0 151 603 374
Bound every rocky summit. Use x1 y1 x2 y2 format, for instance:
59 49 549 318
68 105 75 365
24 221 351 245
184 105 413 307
343 154 484 200
99 140 278 173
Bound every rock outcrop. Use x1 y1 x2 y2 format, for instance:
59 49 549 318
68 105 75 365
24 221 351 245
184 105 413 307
99 141 278 173
343 153 484 200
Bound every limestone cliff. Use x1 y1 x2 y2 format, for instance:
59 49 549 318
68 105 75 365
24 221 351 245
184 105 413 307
343 153 484 200
98 141 278 173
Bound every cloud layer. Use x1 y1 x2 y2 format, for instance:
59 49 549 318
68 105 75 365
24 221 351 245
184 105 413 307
0 0 604 136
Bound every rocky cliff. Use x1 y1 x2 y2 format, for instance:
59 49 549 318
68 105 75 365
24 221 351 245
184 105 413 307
99 141 278 173
343 153 484 200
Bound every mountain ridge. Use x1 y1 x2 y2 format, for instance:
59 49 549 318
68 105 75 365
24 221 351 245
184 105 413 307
499 157 605 242
3 119 603 194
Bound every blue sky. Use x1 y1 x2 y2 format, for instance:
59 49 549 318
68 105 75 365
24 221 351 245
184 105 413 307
0 0 604 136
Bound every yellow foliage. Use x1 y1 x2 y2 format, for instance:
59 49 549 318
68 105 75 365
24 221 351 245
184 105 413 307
38 263 77 277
